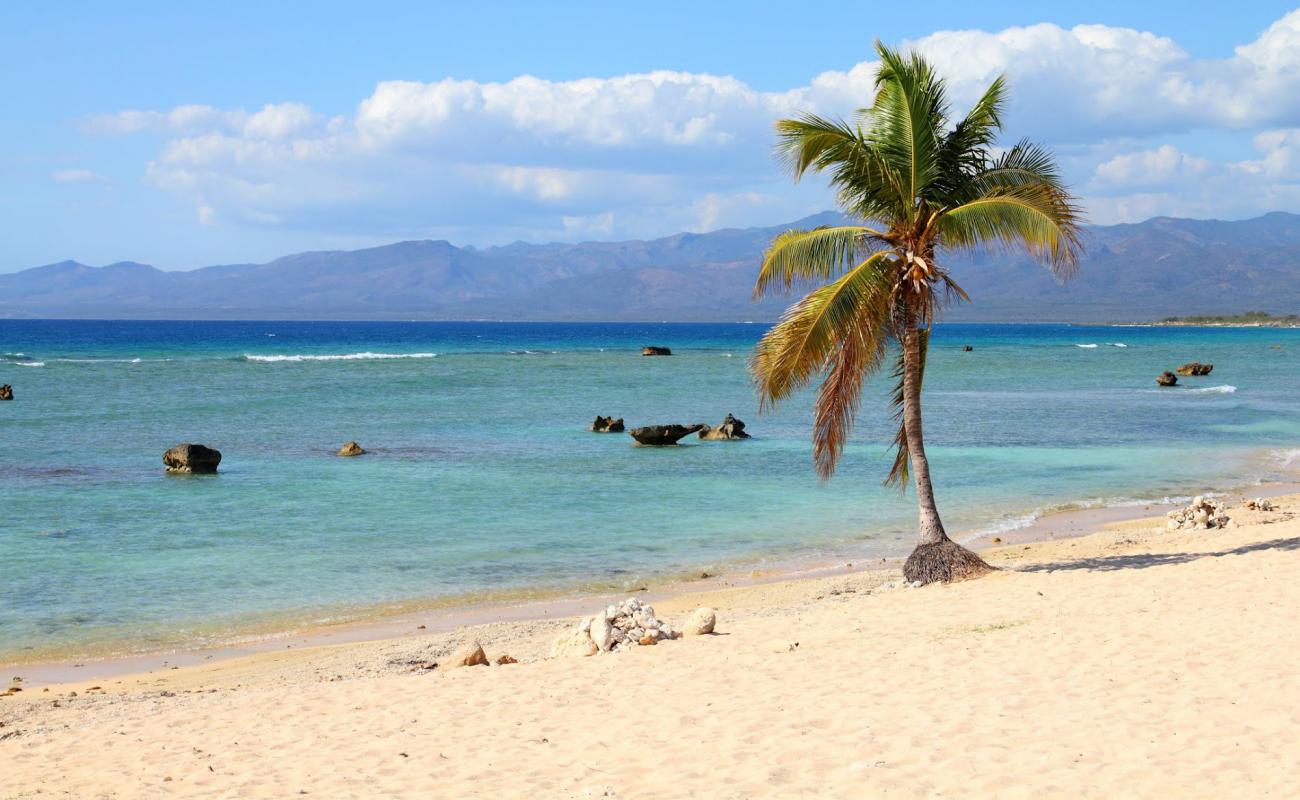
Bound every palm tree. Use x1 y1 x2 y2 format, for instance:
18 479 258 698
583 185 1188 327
752 42 1083 584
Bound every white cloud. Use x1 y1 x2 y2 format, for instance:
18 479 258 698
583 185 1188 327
51 168 107 184
84 10 1300 241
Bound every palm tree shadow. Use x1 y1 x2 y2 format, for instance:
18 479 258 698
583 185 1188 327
1016 537 1300 573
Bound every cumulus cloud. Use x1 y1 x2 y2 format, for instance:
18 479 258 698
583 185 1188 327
84 10 1300 241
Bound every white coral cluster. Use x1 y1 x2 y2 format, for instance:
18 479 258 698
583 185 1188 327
1167 496 1230 530
1244 497 1277 511
583 597 676 652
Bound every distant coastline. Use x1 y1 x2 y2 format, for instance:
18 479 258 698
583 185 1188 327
1134 311 1300 329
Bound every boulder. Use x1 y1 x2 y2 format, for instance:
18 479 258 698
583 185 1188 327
642 346 672 356
628 424 705 446
1176 362 1214 376
336 441 366 457
0 384 11 401
551 628 598 658
683 607 716 636
163 443 222 474
590 415 625 433
446 640 489 668
1155 372 1178 387
698 413 751 441
963 345 973 352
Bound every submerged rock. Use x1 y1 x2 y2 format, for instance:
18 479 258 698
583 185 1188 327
1156 372 1178 387
698 413 751 440
590 415 625 433
642 346 672 356
0 384 11 401
163 443 221 474
336 441 366 457
628 424 705 446
1176 362 1214 376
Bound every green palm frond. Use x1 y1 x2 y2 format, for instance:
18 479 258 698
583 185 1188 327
754 225 884 297
868 41 948 215
752 251 893 409
939 185 1084 277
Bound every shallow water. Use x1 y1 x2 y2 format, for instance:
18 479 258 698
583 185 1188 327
2 320 1297 659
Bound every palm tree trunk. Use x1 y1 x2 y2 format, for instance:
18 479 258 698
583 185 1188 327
900 311 993 584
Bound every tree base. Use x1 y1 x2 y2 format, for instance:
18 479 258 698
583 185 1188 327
902 538 994 585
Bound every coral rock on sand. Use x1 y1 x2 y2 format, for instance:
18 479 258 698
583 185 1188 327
446 641 489 668
641 346 672 356
1156 372 1179 387
683 607 717 636
0 384 12 401
1176 362 1214 376
336 441 366 457
163 443 222 474
557 598 679 655
551 628 598 658
628 424 705 446
494 655 518 665
590 415 625 433
698 413 751 440
1244 498 1277 511
1167 496 1230 530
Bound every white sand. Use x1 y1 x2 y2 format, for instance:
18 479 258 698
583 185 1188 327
3 494 1299 798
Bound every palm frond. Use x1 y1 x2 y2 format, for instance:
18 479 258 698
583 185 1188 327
754 225 884 297
811 309 887 479
868 41 949 215
751 251 893 409
939 185 1084 278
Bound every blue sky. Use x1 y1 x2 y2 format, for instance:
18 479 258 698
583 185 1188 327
5 1 1300 272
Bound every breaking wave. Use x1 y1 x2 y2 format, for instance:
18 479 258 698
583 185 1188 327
1186 385 1237 395
1074 343 1099 348
241 352 438 363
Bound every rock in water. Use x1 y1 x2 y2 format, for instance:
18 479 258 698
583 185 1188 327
336 441 366 457
641 346 672 356
1155 372 1178 387
963 345 973 352
0 384 11 401
1176 362 1214 376
446 640 489 668
551 628 598 658
698 413 751 440
683 607 716 636
163 443 222 474
590 415 625 433
628 424 705 446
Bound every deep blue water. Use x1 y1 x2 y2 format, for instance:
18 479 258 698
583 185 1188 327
2 320 1297 659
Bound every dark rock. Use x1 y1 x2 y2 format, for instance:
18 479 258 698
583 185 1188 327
1156 371 1178 387
963 345 973 352
698 413 751 440
163 443 222 474
590 415 625 433
337 441 365 457
628 424 705 446
0 384 11 401
641 346 672 356
1176 362 1214 376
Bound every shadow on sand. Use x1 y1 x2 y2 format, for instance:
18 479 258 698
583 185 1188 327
1017 536 1300 574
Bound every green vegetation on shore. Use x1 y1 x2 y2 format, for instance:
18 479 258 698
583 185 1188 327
1157 311 1300 327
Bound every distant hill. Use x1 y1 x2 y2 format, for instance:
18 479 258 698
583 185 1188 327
3 211 1300 322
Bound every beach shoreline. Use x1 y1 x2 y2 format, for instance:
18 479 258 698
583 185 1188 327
9 478 1297 689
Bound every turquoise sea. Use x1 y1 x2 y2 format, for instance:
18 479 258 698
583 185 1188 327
2 320 1298 661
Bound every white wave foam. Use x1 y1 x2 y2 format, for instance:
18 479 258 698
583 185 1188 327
1187 385 1237 395
1273 449 1300 468
13 361 44 367
52 357 154 364
243 352 437 362
1109 342 1128 348
1074 343 1099 348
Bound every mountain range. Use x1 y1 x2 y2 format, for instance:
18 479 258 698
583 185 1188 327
4 211 1300 322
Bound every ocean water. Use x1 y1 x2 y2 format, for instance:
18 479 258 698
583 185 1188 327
2 320 1298 660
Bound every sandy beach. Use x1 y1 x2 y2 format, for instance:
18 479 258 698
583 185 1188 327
3 492 1298 798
